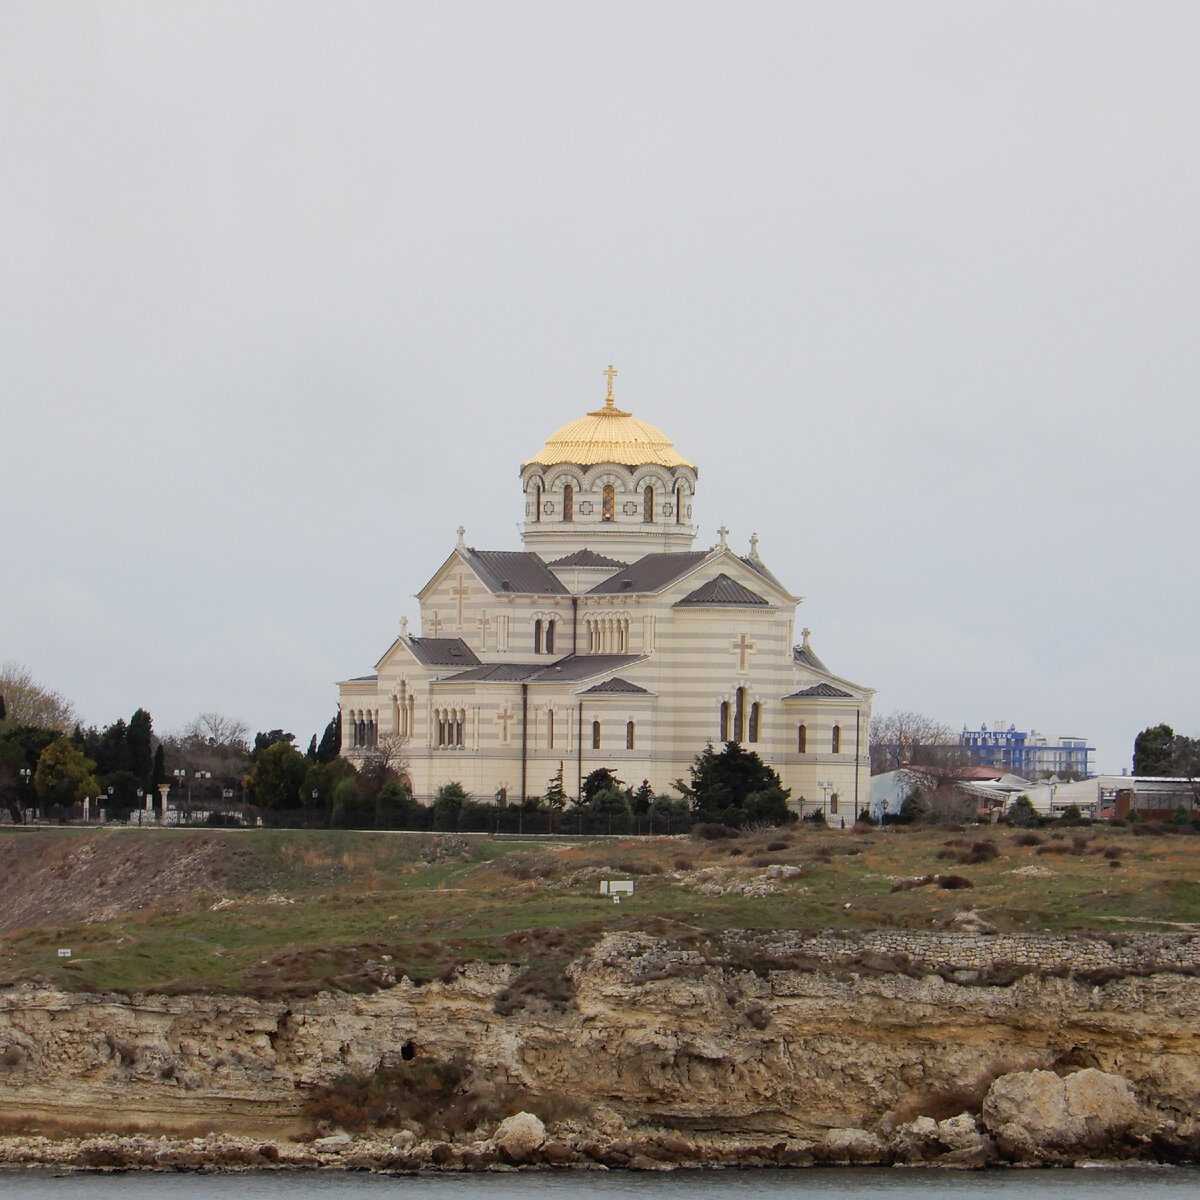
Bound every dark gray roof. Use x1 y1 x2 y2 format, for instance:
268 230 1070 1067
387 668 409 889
346 674 378 683
547 548 627 569
794 642 829 672
464 549 570 595
675 573 769 607
439 653 644 686
580 676 650 695
407 638 481 667
786 682 853 699
531 654 644 682
437 662 545 683
587 551 708 595
739 553 787 591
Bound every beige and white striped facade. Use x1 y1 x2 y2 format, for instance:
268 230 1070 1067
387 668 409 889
339 378 873 819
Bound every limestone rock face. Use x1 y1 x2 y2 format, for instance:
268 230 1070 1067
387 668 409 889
982 1068 1142 1152
1 931 1199 1166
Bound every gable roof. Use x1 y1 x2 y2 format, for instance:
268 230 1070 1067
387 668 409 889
463 548 569 595
547 548 627 569
786 681 853 699
739 553 786 591
586 551 709 595
407 638 481 668
675 573 769 607
794 641 829 673
580 676 650 694
439 653 645 686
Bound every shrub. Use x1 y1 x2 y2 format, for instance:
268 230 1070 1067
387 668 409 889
935 874 973 890
1005 795 1039 828
692 822 740 840
1015 832 1043 847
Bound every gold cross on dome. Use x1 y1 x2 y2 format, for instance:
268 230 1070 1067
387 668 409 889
603 364 618 406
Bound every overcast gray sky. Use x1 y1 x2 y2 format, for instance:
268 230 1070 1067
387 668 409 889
4 2 1196 773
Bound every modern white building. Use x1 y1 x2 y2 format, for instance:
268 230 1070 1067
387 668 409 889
339 369 873 816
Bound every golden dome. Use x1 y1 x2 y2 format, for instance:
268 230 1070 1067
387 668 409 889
523 369 695 471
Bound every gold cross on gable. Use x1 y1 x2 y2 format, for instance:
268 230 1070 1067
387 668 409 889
603 363 617 406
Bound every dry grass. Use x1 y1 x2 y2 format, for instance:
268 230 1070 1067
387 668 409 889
2 823 1200 997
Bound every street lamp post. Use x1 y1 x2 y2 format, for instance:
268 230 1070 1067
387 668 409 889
18 768 32 823
818 780 834 822
310 789 318 829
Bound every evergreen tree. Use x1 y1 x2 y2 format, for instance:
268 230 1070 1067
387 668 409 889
315 714 342 764
674 741 793 827
544 764 567 810
128 709 154 782
1133 724 1176 776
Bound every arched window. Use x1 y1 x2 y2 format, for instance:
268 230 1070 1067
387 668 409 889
643 485 654 523
675 484 684 524
534 619 543 654
733 687 745 743
626 721 635 750
534 482 542 522
592 720 601 750
547 709 555 749
798 724 807 754
830 793 840 814
720 701 730 742
545 619 555 654
602 484 615 522
748 702 760 743
832 724 842 754
563 483 574 522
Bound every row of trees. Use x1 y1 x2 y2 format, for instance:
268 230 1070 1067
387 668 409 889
303 740 797 833
0 661 347 824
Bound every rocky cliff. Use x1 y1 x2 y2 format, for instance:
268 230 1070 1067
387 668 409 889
3 930 1200 1169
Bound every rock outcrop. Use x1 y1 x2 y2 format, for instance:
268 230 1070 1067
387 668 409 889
2 931 1200 1168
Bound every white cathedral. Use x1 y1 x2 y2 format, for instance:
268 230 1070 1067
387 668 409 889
339 369 873 819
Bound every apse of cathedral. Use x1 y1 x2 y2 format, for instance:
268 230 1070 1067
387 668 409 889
339 367 872 817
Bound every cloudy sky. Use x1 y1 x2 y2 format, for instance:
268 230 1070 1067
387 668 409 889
4 2 1196 772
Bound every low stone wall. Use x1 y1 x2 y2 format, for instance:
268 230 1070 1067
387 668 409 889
754 930 1200 975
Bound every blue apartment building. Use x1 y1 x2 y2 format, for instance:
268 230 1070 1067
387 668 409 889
960 722 1094 779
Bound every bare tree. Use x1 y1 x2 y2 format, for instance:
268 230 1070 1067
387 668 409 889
869 709 959 775
177 712 251 751
161 712 252 793
0 661 76 731
355 733 411 804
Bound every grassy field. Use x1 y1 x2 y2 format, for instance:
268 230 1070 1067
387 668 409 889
1 821 1198 996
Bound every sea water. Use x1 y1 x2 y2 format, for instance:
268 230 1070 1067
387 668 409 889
1 1168 1198 1200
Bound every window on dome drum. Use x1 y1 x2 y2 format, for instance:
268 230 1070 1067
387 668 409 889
548 709 555 749
832 725 841 754
563 483 574 522
626 721 635 750
545 619 555 654
533 483 541 522
602 484 615 521
720 701 730 742
675 484 683 524
748 702 760 743
797 724 807 754
592 720 601 750
643 485 654 522
534 619 543 654
733 687 745 742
